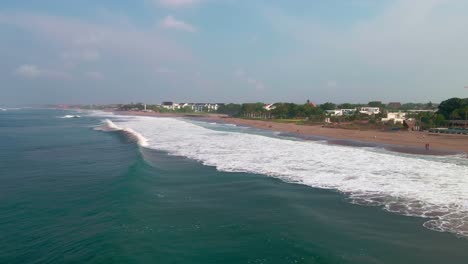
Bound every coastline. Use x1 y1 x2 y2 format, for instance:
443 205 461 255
112 111 468 155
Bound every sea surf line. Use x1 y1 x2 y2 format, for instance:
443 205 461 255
95 114 468 238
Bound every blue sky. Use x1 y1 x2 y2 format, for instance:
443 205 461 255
1 0 467 105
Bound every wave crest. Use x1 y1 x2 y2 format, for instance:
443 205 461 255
95 119 149 147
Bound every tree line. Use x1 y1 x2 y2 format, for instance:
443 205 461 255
114 97 467 128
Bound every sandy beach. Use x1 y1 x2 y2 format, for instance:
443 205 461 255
114 111 468 154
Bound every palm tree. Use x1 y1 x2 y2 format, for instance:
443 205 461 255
463 106 468 128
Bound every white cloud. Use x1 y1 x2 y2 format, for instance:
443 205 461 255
158 0 201 8
160 15 196 32
14 64 72 80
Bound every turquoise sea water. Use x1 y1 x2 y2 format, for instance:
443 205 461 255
1 109 468 264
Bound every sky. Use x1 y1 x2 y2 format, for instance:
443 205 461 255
1 0 468 105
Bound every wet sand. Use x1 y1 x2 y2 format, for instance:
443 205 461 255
113 111 468 154
216 117 468 154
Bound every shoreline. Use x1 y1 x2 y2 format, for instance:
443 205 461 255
112 111 468 155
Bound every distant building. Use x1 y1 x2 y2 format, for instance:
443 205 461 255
207 103 223 111
161 102 223 112
359 107 380 115
263 104 276 111
188 103 201 112
341 109 356 116
142 104 154 112
387 102 402 108
179 103 191 109
325 109 356 116
325 110 342 116
382 112 406 124
161 102 181 110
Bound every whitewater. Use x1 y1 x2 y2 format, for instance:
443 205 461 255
97 115 468 238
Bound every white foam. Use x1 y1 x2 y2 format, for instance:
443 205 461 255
105 116 468 237
84 110 116 117
95 119 149 147
0 107 23 111
60 115 81 119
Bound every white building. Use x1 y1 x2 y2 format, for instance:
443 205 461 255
206 103 223 111
263 104 277 111
161 102 223 112
161 102 181 110
325 110 342 116
325 109 357 116
382 112 406 124
359 107 380 115
189 103 202 112
178 103 191 109
341 109 356 115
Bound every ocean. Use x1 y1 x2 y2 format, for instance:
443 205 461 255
1 108 468 264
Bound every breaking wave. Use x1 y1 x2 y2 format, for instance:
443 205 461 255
95 119 149 147
99 115 468 238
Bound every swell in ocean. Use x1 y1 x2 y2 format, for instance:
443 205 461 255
95 119 149 147
94 114 468 238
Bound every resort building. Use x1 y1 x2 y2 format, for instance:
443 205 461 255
161 102 223 112
382 112 407 124
209 103 224 111
325 109 357 116
325 110 342 116
161 102 181 110
263 104 277 111
192 103 223 112
359 107 380 115
341 109 356 115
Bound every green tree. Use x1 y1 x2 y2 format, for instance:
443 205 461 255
462 106 468 125
426 101 433 109
438 97 466 119
338 103 359 109
217 104 242 116
368 101 384 108
319 102 336 111
450 110 461 120
434 114 446 127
